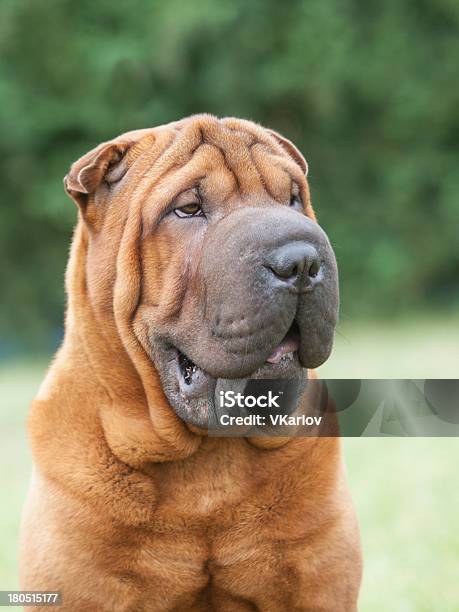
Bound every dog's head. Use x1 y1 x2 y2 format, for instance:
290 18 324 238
65 115 338 429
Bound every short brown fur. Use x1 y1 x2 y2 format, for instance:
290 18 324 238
20 115 362 611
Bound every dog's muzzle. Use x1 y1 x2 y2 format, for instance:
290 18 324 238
150 205 339 427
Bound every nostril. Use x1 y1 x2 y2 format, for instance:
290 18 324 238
308 259 320 278
268 262 300 281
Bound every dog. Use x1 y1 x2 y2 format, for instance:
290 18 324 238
20 115 362 611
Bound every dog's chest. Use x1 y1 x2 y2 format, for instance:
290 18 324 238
152 439 261 519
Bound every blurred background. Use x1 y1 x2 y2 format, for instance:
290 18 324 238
0 1 458 610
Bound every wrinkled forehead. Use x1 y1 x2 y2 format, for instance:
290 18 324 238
126 115 308 204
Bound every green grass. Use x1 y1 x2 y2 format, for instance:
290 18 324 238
0 361 45 593
344 438 459 612
319 316 459 378
1 320 458 610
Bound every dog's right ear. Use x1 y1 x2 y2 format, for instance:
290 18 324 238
64 139 133 213
266 129 309 176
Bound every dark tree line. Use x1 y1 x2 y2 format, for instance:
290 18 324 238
1 0 458 351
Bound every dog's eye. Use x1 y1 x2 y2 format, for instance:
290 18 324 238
290 194 303 209
174 203 204 218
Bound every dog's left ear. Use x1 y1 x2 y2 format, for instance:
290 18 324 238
267 129 308 176
64 140 133 212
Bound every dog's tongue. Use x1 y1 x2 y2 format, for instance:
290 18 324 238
266 330 300 364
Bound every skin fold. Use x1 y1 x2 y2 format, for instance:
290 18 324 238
20 115 362 611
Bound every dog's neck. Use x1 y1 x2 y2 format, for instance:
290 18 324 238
53 221 200 467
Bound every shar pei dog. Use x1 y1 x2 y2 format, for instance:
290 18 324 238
20 115 362 611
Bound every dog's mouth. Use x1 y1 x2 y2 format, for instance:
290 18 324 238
161 321 304 428
177 321 300 387
265 322 300 365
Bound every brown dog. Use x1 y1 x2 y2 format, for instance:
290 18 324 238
20 115 362 611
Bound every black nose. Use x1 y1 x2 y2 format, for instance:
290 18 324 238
266 242 320 285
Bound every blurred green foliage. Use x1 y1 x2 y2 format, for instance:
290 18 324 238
1 0 458 351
